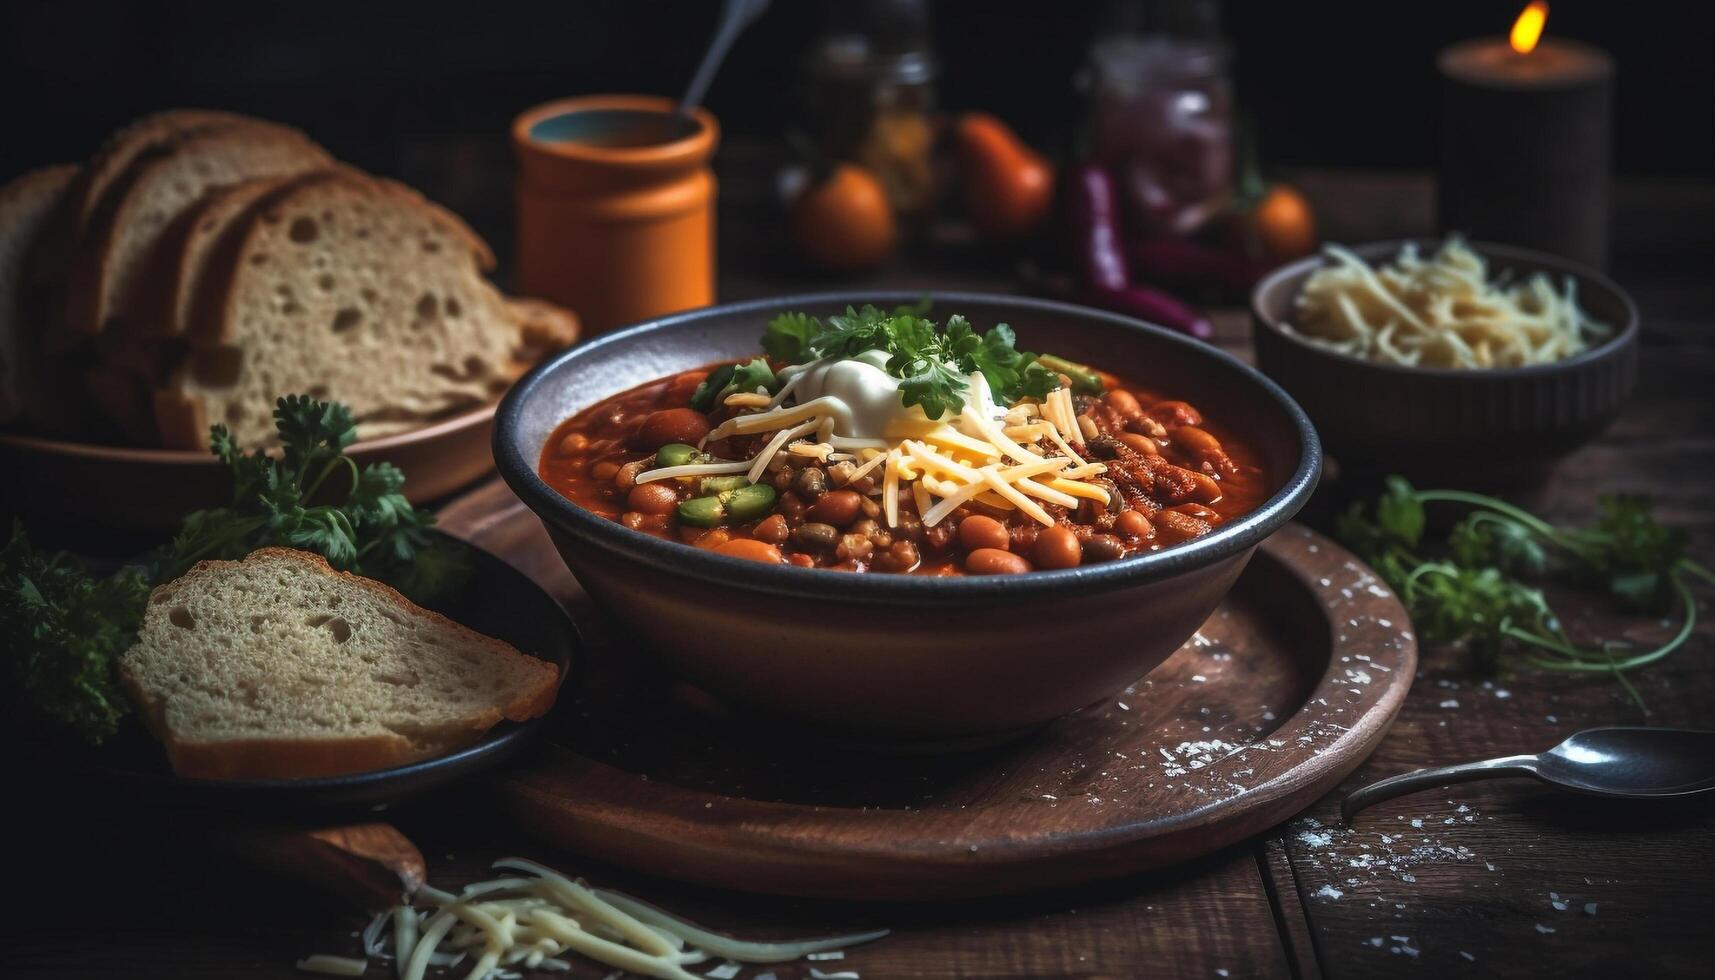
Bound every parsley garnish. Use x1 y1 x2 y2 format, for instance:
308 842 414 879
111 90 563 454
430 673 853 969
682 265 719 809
1338 476 1714 706
763 305 1063 420
4 395 468 745
690 357 777 412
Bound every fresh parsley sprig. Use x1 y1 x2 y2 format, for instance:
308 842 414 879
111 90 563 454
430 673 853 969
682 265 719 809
763 305 1065 420
5 395 468 745
1338 476 1713 702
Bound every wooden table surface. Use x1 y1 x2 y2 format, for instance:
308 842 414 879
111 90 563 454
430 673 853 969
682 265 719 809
15 151 1715 979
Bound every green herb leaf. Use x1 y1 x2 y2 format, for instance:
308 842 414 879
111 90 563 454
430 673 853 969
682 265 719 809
762 312 824 364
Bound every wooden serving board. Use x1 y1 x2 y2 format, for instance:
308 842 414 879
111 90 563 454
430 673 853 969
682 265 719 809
439 480 1417 900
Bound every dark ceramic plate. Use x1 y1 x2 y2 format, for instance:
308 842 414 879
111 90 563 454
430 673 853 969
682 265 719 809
21 534 579 812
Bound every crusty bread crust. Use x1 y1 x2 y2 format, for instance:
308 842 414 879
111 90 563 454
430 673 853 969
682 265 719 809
120 547 560 780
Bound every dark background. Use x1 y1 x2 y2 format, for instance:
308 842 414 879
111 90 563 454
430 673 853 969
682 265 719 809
2 0 1712 181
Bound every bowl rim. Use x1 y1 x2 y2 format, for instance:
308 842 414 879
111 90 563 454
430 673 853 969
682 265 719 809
496 291 1322 605
0 401 497 464
1250 237 1641 380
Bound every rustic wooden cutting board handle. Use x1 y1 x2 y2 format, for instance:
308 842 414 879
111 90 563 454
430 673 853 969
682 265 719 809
214 822 426 911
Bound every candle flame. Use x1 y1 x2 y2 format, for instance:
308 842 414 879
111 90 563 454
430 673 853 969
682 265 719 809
1510 1 1549 55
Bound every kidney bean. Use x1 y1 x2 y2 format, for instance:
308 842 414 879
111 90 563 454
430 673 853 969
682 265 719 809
957 514 1011 552
787 553 816 568
1082 533 1127 563
1189 471 1224 504
620 512 646 530
715 538 785 564
626 482 679 515
1118 432 1159 456
807 489 862 526
637 408 711 449
777 491 806 522
752 513 790 544
1034 525 1082 569
590 459 621 481
966 548 1032 575
1172 425 1223 457
1115 510 1154 540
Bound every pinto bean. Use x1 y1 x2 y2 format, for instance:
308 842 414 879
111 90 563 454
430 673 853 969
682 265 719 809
1115 510 1154 540
793 522 839 550
793 467 829 499
837 533 874 562
1155 509 1213 540
1118 432 1159 456
966 548 1032 575
752 513 790 544
1103 389 1143 418
957 515 1011 552
1034 525 1082 569
1149 400 1202 428
873 540 921 572
555 431 589 456
626 482 678 515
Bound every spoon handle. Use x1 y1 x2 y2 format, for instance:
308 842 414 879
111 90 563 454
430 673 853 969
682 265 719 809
680 0 770 116
1342 754 1541 824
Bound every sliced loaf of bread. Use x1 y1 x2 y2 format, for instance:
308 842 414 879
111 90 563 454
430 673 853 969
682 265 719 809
30 108 250 288
0 165 79 424
59 122 332 346
119 547 560 780
141 173 299 340
159 169 576 447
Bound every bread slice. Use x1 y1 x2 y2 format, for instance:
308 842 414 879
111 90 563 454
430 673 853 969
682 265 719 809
119 547 560 780
0 164 79 423
59 123 332 345
30 108 251 288
161 169 576 448
140 174 298 340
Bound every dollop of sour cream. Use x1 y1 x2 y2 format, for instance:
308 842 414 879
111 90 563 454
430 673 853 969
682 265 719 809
777 351 1007 440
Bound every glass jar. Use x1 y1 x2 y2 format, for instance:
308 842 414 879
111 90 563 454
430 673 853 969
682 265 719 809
1086 27 1233 238
802 0 938 224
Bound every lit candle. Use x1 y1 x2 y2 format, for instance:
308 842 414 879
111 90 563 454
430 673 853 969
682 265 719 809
1437 2 1614 267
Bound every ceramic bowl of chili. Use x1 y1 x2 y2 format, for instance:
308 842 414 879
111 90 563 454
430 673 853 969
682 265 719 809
1252 239 1640 488
495 292 1320 742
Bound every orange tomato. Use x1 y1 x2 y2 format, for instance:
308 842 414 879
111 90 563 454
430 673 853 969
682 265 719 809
790 164 898 271
1250 184 1318 265
954 113 1055 241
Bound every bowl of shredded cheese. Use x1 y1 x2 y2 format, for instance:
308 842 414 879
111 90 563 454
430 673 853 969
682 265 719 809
1252 238 1638 483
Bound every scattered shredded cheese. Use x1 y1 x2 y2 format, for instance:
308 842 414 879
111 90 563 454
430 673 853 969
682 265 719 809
303 859 886 980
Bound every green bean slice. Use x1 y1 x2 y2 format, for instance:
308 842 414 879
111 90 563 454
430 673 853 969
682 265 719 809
698 475 752 495
723 484 777 521
677 496 726 527
655 443 702 468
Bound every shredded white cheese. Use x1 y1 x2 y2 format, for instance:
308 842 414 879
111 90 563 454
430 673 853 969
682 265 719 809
1285 238 1612 369
302 859 886 980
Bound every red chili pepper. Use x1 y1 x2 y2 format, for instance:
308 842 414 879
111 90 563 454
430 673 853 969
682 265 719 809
1087 285 1214 339
1068 165 1129 293
1128 238 1266 296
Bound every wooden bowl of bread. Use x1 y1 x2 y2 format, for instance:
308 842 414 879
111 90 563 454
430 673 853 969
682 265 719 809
0 109 578 529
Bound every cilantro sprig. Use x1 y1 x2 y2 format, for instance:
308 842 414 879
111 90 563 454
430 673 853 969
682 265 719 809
690 358 778 412
1338 476 1714 706
4 395 468 745
762 305 1066 420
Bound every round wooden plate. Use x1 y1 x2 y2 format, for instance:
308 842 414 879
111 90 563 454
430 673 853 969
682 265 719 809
494 523 1416 899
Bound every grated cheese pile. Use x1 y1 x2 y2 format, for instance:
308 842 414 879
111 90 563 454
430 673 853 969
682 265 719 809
634 369 1110 529
1284 238 1612 369
298 858 885 980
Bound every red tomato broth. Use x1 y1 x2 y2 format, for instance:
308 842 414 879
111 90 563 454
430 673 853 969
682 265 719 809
539 362 1272 575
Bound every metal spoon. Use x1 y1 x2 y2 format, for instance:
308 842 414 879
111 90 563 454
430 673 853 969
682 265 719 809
679 0 771 118
1342 726 1715 823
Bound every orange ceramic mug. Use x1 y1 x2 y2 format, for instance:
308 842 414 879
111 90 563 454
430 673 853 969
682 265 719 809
513 95 719 335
